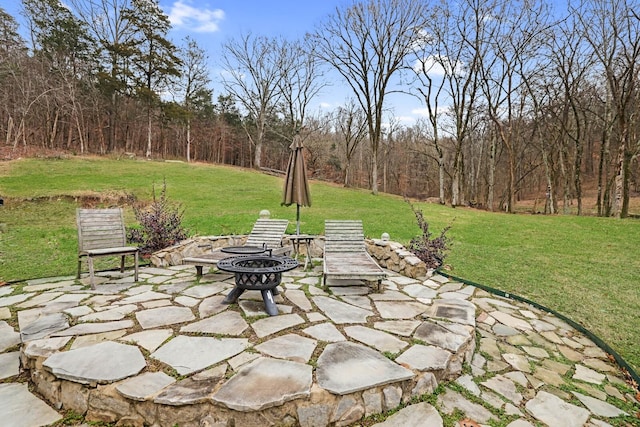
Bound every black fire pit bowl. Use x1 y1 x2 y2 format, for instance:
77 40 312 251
217 255 298 316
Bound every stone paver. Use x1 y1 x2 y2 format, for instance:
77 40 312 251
0 322 21 352
371 402 443 426
574 363 607 384
251 313 305 338
316 342 414 394
255 333 317 363
115 371 176 401
344 325 408 353
373 319 421 337
119 329 173 353
312 295 373 324
414 321 472 352
53 319 134 336
136 305 195 329
1 258 638 427
284 289 313 311
180 310 249 336
302 322 346 342
212 357 312 411
150 335 248 375
438 389 496 423
374 300 429 319
43 341 146 384
78 303 137 322
395 344 451 372
526 390 590 427
19 312 69 341
0 383 62 426
0 351 20 380
428 299 476 326
70 330 127 349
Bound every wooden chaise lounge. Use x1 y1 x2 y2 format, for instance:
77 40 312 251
322 220 386 291
182 218 291 276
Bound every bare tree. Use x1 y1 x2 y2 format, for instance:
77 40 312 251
277 39 325 141
413 0 482 206
220 33 286 169
535 11 596 215
0 7 28 148
310 0 431 194
176 36 211 163
576 0 640 218
477 0 552 212
334 100 368 187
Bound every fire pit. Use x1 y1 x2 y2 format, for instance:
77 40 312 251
217 255 298 316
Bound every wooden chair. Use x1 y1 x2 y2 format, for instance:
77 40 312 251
245 219 291 255
183 218 291 276
76 208 139 289
323 220 386 290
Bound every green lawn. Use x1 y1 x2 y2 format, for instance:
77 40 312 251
1 156 639 377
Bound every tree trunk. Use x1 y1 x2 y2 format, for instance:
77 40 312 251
371 144 379 195
146 109 152 159
253 141 262 169
451 147 464 207
596 128 610 216
186 118 191 163
574 137 583 216
541 146 555 215
488 135 496 211
506 146 515 213
344 161 351 187
612 142 626 218
559 139 570 214
438 150 445 205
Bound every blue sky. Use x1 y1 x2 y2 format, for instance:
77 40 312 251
161 0 423 122
3 0 425 123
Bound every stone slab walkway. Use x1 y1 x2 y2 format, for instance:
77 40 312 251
0 263 638 427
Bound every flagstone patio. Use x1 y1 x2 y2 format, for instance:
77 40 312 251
0 257 638 427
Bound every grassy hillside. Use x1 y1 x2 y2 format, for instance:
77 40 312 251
1 156 639 376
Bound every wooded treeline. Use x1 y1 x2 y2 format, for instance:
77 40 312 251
1 0 638 216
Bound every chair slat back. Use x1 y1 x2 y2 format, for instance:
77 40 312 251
244 219 289 250
324 220 366 253
77 208 127 252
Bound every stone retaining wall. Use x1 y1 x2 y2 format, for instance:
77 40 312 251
151 235 427 280
21 334 475 427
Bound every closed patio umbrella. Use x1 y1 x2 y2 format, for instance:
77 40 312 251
282 136 311 235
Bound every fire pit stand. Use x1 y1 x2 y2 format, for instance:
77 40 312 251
217 255 298 316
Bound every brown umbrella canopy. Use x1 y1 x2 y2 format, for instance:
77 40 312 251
282 137 311 234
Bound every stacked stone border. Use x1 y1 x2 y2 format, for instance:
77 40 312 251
21 348 473 427
151 235 427 279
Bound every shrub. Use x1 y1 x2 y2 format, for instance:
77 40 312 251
406 200 452 269
127 179 188 254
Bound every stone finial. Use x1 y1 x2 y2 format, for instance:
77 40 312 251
259 210 271 219
381 232 390 242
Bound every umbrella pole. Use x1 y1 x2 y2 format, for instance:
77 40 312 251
296 204 301 235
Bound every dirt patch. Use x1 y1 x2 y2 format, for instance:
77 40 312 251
7 191 137 208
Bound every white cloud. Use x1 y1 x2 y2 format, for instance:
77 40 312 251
411 105 452 118
411 107 430 117
319 102 332 109
395 115 416 124
413 55 464 77
167 1 225 33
